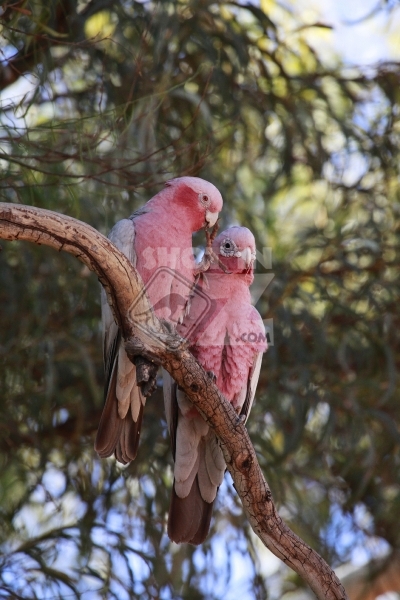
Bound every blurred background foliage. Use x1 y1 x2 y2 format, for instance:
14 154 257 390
1 0 400 598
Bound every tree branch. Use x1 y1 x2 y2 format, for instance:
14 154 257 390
0 203 348 600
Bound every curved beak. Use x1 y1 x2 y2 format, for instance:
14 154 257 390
241 247 255 268
205 210 219 227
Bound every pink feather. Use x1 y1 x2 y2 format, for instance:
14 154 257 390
95 177 223 464
165 226 267 544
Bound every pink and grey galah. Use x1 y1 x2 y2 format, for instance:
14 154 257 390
164 226 267 544
95 177 223 464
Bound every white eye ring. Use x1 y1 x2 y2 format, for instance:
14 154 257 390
220 238 241 258
199 192 211 207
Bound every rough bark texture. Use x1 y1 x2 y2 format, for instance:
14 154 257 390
0 203 348 600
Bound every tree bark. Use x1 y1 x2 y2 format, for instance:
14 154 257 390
0 203 348 600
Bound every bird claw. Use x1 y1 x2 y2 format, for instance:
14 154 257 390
141 374 158 397
194 220 220 276
193 255 210 277
134 356 159 397
206 370 217 383
160 319 176 334
235 414 246 427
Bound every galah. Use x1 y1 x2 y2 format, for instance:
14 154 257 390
164 226 267 544
95 177 223 465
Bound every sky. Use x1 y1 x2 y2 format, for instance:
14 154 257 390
291 0 400 66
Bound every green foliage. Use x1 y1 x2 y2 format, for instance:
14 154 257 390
1 0 400 597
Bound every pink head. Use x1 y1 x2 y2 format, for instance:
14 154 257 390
211 226 256 283
162 177 223 231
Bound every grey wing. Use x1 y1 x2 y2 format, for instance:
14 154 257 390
239 351 264 422
163 368 178 458
109 217 137 263
102 218 137 365
95 219 145 464
163 370 223 545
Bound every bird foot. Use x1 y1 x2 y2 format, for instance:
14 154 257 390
160 319 177 334
235 414 246 427
194 221 220 276
134 356 159 397
206 370 217 383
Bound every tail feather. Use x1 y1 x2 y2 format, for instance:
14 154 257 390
95 364 123 457
205 432 225 487
95 359 143 463
197 441 218 504
116 349 136 419
114 404 144 464
175 452 200 498
130 378 144 423
168 476 214 545
167 390 221 544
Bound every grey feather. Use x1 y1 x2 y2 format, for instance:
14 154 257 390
164 378 223 543
197 441 217 503
164 370 215 544
163 369 178 457
175 452 200 498
239 351 263 422
164 350 263 544
129 206 150 219
204 432 225 488
95 218 144 463
168 477 213 545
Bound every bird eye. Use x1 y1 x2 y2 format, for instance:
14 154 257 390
220 238 238 257
199 192 211 206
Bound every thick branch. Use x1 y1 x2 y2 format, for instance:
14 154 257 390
0 203 348 600
0 203 158 338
